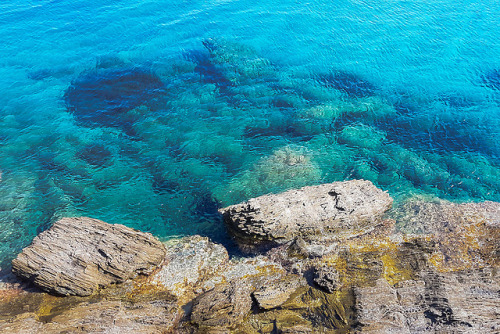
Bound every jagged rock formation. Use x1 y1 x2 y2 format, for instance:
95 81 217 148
1 184 499 333
313 265 341 293
11 217 166 296
220 179 393 250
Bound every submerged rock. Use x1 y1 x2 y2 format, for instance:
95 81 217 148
482 69 500 90
11 217 166 296
220 179 393 250
65 68 163 134
217 145 322 205
319 71 377 98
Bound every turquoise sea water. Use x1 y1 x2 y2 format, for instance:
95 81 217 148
0 0 499 268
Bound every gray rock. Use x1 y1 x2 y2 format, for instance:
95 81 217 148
0 298 182 334
287 237 338 259
354 279 410 333
354 269 500 333
152 235 229 299
220 180 393 250
191 281 254 328
313 266 340 293
253 274 306 309
11 217 166 296
391 197 500 235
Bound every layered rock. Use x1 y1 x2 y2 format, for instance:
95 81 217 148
253 274 306 309
2 183 499 333
219 179 393 250
191 281 254 329
354 270 500 333
0 281 182 334
11 217 166 296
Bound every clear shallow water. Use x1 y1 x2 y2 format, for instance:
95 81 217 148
0 0 499 267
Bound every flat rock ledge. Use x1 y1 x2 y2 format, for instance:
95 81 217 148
220 179 393 250
11 217 166 296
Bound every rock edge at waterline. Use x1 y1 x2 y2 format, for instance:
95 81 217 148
11 217 166 296
219 179 393 250
2 182 498 333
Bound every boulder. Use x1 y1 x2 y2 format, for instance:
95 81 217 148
313 266 340 293
220 180 393 249
11 217 166 296
190 281 254 329
253 274 306 309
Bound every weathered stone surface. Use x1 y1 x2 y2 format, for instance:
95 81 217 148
152 235 229 301
354 279 410 333
354 269 500 333
220 180 393 249
313 265 340 293
0 297 181 334
191 281 254 329
3 183 499 334
11 217 166 296
392 197 500 235
392 198 500 271
287 236 339 259
253 274 306 309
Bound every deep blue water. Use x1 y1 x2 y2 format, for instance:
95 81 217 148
0 0 499 267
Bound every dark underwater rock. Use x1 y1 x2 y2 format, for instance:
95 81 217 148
376 108 499 159
77 143 112 167
12 217 166 296
319 71 377 98
65 68 163 131
482 69 500 90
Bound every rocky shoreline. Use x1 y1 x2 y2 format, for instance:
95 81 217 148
0 180 499 333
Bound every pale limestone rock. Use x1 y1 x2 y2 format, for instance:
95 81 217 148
354 269 500 333
220 180 393 250
253 274 306 309
354 279 410 333
152 235 229 298
191 281 254 329
0 298 181 334
12 217 166 296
